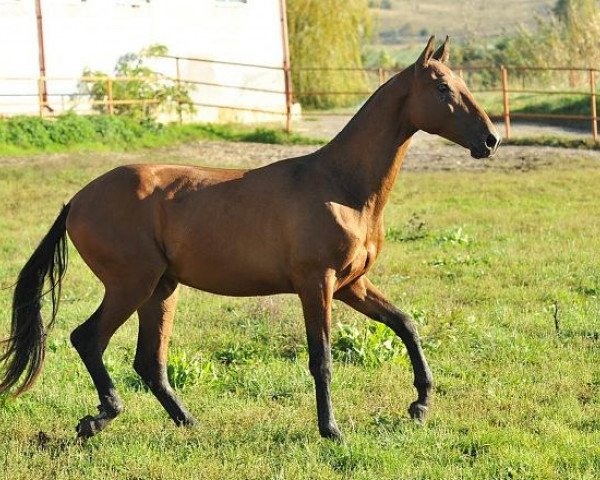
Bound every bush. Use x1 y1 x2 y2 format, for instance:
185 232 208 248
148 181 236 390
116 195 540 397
4 116 52 148
80 44 194 120
46 113 97 145
0 114 160 149
0 115 323 154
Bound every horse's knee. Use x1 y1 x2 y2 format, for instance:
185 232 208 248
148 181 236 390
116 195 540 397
415 376 434 393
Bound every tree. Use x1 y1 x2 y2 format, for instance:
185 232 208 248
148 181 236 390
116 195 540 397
287 0 372 109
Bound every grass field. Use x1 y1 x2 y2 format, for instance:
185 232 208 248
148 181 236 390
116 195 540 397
0 147 599 479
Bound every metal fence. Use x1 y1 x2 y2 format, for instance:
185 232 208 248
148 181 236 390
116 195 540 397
0 59 598 143
464 66 598 142
0 75 161 117
288 64 600 143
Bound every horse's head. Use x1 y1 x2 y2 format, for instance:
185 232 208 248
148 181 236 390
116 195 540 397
406 36 500 158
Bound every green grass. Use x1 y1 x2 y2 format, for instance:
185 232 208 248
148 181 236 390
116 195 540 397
511 94 600 119
472 91 600 122
504 136 600 150
0 114 324 156
0 150 599 479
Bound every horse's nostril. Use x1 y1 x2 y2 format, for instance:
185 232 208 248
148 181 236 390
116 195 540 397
486 133 499 149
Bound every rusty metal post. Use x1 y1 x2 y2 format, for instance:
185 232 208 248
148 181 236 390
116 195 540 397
37 77 44 117
35 0 50 112
106 78 114 115
501 65 511 140
175 56 183 124
590 69 598 143
378 67 385 85
279 0 293 133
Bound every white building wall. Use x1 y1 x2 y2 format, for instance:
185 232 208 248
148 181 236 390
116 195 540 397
0 0 288 122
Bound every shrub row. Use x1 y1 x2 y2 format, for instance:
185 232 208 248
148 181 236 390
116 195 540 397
0 114 323 152
0 114 162 149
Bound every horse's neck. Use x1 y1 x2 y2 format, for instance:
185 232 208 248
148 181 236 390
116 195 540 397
319 67 415 218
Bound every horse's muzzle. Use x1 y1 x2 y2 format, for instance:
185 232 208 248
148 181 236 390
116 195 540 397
470 132 501 158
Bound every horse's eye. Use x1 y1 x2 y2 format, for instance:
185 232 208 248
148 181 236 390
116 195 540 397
437 83 450 93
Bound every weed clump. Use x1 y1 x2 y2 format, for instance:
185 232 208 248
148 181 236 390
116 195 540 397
331 323 406 368
385 213 428 242
167 352 216 390
435 227 474 246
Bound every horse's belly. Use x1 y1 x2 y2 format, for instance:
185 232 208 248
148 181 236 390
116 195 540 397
166 240 293 297
174 265 293 297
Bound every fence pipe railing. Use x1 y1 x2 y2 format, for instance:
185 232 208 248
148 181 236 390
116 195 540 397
590 69 598 143
279 0 293 133
501 66 511 140
1 63 599 143
106 78 114 116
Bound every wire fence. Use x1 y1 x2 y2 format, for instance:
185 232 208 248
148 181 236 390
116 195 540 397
1 57 598 143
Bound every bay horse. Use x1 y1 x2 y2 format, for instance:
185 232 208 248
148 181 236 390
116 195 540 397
0 37 499 440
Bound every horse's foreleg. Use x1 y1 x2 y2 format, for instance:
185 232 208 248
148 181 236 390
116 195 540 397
134 276 196 427
296 274 341 440
335 276 433 421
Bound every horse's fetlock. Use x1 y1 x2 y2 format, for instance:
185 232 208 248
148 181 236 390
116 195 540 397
415 378 433 392
100 394 124 418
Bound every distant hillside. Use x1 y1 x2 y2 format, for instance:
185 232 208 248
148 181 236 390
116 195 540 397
370 0 556 44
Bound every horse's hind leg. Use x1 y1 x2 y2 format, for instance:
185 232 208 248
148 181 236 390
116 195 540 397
71 283 155 439
134 276 196 427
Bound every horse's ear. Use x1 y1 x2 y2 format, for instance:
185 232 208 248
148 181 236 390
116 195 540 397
416 36 436 70
432 35 450 64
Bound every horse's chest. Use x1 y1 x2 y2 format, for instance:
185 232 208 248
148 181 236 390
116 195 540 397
335 239 379 288
325 210 382 285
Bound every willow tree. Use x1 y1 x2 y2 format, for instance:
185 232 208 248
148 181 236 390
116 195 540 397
287 0 371 109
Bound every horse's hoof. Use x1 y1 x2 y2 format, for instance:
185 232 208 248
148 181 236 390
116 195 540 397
176 416 198 429
408 402 428 423
76 409 114 439
320 424 343 442
76 415 100 439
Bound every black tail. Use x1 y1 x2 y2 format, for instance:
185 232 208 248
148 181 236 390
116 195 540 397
0 204 70 396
